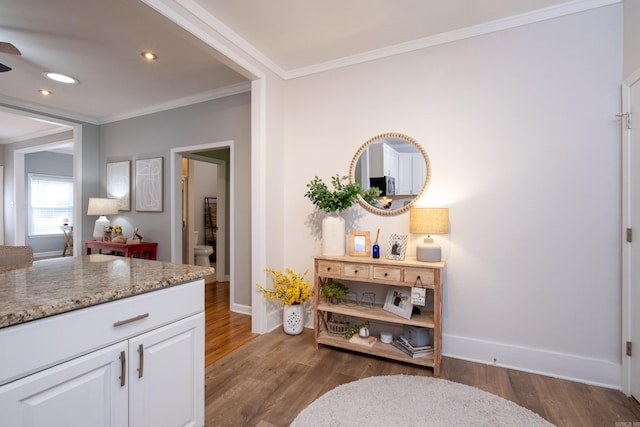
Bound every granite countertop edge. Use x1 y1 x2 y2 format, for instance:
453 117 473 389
0 256 214 329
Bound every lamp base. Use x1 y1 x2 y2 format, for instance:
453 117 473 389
416 237 441 262
93 216 110 241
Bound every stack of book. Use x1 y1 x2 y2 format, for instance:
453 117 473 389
393 335 434 358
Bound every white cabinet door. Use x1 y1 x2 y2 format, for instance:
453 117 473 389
397 154 413 194
129 314 204 427
0 342 128 427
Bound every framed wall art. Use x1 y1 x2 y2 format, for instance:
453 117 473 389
383 287 414 319
349 230 371 257
386 233 407 260
135 157 163 212
106 160 131 211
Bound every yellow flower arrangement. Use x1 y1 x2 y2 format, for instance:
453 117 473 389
256 268 313 305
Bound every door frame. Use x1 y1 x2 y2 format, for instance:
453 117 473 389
621 67 640 396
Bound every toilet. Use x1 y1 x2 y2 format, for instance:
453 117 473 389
192 231 214 267
194 245 214 267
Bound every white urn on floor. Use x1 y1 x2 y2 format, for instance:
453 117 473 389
283 304 304 335
321 214 346 256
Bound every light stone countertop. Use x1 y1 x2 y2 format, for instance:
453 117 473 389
0 255 215 329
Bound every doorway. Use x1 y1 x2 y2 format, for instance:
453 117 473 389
5 107 82 251
171 141 232 285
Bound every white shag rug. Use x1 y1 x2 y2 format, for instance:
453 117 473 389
291 375 554 427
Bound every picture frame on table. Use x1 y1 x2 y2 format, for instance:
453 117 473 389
383 287 414 319
135 157 163 212
349 230 371 257
386 233 407 260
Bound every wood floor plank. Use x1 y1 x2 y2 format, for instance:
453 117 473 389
204 280 640 426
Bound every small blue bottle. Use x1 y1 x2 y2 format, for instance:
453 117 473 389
372 242 380 258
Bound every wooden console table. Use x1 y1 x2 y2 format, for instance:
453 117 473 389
83 240 158 260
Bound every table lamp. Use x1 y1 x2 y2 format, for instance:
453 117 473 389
409 207 449 262
87 198 120 240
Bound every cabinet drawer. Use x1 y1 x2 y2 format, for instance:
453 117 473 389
373 267 401 281
343 264 370 279
317 261 342 276
0 279 204 386
404 269 435 287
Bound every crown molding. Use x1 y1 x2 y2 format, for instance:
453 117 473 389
99 81 251 124
0 96 100 125
183 0 620 81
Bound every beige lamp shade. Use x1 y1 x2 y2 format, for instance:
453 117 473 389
410 207 449 262
87 198 119 240
410 208 449 235
87 198 119 216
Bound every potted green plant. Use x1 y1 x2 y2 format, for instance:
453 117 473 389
305 175 381 255
320 279 348 304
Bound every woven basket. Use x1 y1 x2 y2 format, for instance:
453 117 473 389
327 317 349 336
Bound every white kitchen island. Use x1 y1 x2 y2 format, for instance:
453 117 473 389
0 255 214 427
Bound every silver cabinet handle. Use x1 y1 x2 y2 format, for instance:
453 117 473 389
113 313 149 327
120 351 126 387
138 344 144 378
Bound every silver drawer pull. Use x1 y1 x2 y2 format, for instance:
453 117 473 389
113 313 149 327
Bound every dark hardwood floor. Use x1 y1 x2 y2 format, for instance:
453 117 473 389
204 279 640 426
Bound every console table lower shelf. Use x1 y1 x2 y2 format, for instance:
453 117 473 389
317 332 436 368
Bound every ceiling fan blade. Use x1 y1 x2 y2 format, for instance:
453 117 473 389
0 42 21 55
0 63 12 72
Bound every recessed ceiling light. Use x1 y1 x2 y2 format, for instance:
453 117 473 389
141 51 158 61
44 72 78 84
39 89 52 96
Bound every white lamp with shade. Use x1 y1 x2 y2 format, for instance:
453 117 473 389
409 207 449 262
87 198 120 240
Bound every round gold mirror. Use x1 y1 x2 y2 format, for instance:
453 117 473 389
349 132 431 216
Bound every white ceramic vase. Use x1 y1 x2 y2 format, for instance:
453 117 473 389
322 214 346 256
283 304 304 335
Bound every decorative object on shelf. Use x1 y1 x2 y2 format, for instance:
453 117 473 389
106 160 131 211
410 207 449 262
135 157 163 212
344 291 358 306
326 315 349 336
372 228 380 258
358 325 370 338
111 225 127 243
380 331 393 344
344 320 369 339
359 291 376 309
256 268 313 335
349 230 370 257
305 175 381 256
87 197 120 241
383 287 414 319
411 276 426 306
386 233 407 260
320 278 348 304
126 227 143 244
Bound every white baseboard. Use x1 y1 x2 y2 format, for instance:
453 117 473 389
33 250 63 259
443 333 621 389
231 303 251 316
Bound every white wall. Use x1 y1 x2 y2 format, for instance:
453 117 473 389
624 0 640 77
283 5 623 387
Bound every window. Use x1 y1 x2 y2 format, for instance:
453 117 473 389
28 174 73 236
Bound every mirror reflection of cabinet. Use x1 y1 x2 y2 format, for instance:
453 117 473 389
350 133 431 216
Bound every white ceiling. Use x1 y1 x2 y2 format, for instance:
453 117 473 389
0 0 608 143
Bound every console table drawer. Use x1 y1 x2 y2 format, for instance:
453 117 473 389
373 266 401 281
343 264 370 279
404 269 435 287
317 261 342 276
